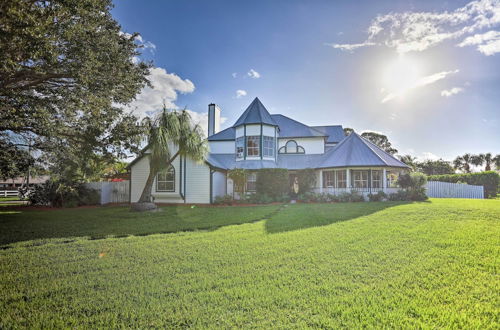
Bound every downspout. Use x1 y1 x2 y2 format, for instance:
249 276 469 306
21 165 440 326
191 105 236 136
179 155 185 201
209 169 214 204
243 125 247 160
183 156 187 203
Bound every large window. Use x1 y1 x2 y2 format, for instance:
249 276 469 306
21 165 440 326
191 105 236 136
246 172 257 192
323 170 335 188
246 136 260 157
372 170 382 188
336 170 347 188
352 170 368 189
263 136 275 157
156 166 175 192
236 137 244 159
322 170 347 188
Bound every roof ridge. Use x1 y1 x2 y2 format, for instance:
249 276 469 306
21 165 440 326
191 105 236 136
271 114 327 136
360 136 407 167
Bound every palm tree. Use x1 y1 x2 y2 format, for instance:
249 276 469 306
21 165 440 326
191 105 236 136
483 153 494 171
471 154 485 171
398 154 417 171
137 108 207 205
453 153 473 173
494 154 500 171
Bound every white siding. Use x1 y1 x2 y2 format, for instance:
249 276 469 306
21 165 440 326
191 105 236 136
209 141 234 154
245 124 261 135
263 125 275 136
235 126 244 138
212 171 227 198
185 158 210 203
278 137 325 154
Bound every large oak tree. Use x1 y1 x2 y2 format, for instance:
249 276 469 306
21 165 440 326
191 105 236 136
0 0 150 162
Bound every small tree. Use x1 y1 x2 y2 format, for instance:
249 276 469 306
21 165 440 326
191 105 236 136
453 154 473 173
137 108 207 205
228 169 247 198
416 159 454 175
255 169 289 198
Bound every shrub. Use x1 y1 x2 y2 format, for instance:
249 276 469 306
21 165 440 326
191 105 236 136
388 190 408 201
337 191 365 202
296 168 316 194
368 191 387 202
388 189 427 201
28 180 100 207
427 171 499 198
397 172 428 201
214 194 233 205
255 168 289 198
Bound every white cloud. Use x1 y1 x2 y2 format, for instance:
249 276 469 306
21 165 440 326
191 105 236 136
382 69 459 103
441 87 465 97
235 89 247 98
420 152 440 161
120 31 156 54
124 67 195 117
247 69 261 79
327 0 500 55
325 42 376 52
232 72 237 78
458 30 500 55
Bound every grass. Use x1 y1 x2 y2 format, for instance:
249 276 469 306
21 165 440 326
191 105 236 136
0 199 498 328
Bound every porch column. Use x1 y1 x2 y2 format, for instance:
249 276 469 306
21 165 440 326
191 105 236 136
319 170 323 194
346 168 351 191
382 168 387 192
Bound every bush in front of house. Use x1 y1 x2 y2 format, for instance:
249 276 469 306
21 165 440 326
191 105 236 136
368 191 387 202
214 194 234 205
28 180 100 207
255 168 289 198
397 172 428 201
296 168 317 193
427 171 499 198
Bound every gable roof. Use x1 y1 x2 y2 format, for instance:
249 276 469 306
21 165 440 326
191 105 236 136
233 97 277 127
311 125 345 143
319 132 408 168
270 114 327 138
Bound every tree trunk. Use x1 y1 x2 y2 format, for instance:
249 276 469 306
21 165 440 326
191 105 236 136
138 169 156 203
137 152 180 204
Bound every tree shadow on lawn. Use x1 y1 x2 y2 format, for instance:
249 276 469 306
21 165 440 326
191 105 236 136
0 204 280 246
264 201 412 234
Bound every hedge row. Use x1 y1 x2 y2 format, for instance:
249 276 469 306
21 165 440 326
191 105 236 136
427 171 499 198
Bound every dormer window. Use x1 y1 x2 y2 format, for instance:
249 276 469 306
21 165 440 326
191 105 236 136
279 140 305 154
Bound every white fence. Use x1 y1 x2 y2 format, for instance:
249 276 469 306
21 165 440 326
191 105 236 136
0 190 19 198
425 181 484 199
84 181 130 205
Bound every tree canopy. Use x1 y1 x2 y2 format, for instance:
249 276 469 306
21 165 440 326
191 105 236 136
1 0 150 167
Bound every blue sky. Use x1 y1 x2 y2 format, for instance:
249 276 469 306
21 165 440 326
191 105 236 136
112 0 500 160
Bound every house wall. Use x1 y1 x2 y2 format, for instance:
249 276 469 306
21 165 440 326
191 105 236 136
278 137 325 154
130 146 211 204
209 141 234 154
212 171 226 198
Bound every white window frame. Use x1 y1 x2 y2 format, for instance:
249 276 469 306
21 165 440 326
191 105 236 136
353 170 368 189
263 136 274 157
156 166 175 192
246 136 260 157
371 170 382 188
336 170 347 188
236 137 244 159
246 172 257 192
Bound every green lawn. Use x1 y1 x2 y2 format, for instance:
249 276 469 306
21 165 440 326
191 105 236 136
0 199 498 328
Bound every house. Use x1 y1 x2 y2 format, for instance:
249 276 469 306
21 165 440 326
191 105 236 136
129 97 409 204
0 175 50 190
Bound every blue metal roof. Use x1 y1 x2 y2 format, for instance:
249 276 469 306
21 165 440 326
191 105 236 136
311 125 345 143
207 127 235 141
271 114 326 138
319 132 408 168
206 132 408 170
233 97 277 127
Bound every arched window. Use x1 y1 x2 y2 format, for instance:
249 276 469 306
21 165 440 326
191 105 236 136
156 166 175 192
278 140 306 154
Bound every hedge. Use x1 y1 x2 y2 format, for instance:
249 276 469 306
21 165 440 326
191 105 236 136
255 168 289 198
427 171 499 198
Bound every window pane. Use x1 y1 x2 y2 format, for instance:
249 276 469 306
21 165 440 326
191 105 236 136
323 171 334 187
157 166 175 192
236 137 244 158
336 170 346 188
246 136 260 157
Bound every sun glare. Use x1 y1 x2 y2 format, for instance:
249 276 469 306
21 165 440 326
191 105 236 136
381 55 422 100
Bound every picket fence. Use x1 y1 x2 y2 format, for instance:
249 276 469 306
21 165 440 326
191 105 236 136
425 181 483 199
84 181 130 205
